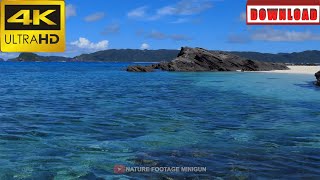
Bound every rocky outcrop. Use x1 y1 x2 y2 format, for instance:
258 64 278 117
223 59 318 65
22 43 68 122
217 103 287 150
315 71 320 86
127 47 289 72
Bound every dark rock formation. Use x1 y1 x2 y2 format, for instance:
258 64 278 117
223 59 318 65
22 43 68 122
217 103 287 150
127 47 289 72
315 71 320 86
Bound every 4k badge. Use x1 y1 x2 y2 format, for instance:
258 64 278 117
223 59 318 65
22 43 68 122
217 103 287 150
1 0 65 52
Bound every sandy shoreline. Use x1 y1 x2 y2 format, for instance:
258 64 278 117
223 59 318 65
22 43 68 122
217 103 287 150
261 66 320 75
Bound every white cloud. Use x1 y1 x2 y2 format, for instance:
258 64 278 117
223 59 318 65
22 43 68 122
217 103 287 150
170 34 192 41
66 4 76 18
157 6 177 16
71 37 109 51
128 0 213 21
102 23 120 35
156 0 213 16
240 12 246 21
140 43 150 50
228 28 320 43
128 6 147 18
171 18 189 24
251 28 320 42
147 30 167 40
0 53 19 60
143 30 192 41
84 12 105 22
228 34 250 44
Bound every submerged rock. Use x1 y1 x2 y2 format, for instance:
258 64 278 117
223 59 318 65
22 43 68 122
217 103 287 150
79 172 104 180
127 65 155 72
315 71 320 86
127 47 289 72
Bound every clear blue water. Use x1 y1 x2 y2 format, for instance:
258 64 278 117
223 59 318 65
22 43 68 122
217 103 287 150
0 62 319 179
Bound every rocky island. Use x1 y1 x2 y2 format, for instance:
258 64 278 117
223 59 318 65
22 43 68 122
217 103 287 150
10 53 71 62
127 47 289 72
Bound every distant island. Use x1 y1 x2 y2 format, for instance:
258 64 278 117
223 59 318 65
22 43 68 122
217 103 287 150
231 51 320 64
8 49 179 62
5 49 320 64
9 53 70 62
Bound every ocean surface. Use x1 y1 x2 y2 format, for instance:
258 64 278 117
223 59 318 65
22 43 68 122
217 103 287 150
0 62 319 179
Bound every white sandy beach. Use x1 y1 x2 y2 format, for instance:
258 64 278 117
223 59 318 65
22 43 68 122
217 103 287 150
262 66 320 75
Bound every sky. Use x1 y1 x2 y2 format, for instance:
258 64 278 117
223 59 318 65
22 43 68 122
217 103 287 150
2 0 320 59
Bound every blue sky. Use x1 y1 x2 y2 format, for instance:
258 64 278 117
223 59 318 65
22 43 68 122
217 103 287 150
3 0 320 59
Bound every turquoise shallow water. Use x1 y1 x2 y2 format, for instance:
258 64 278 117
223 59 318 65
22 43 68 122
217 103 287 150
0 62 319 179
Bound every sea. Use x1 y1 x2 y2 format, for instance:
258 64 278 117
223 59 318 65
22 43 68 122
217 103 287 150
0 62 319 179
